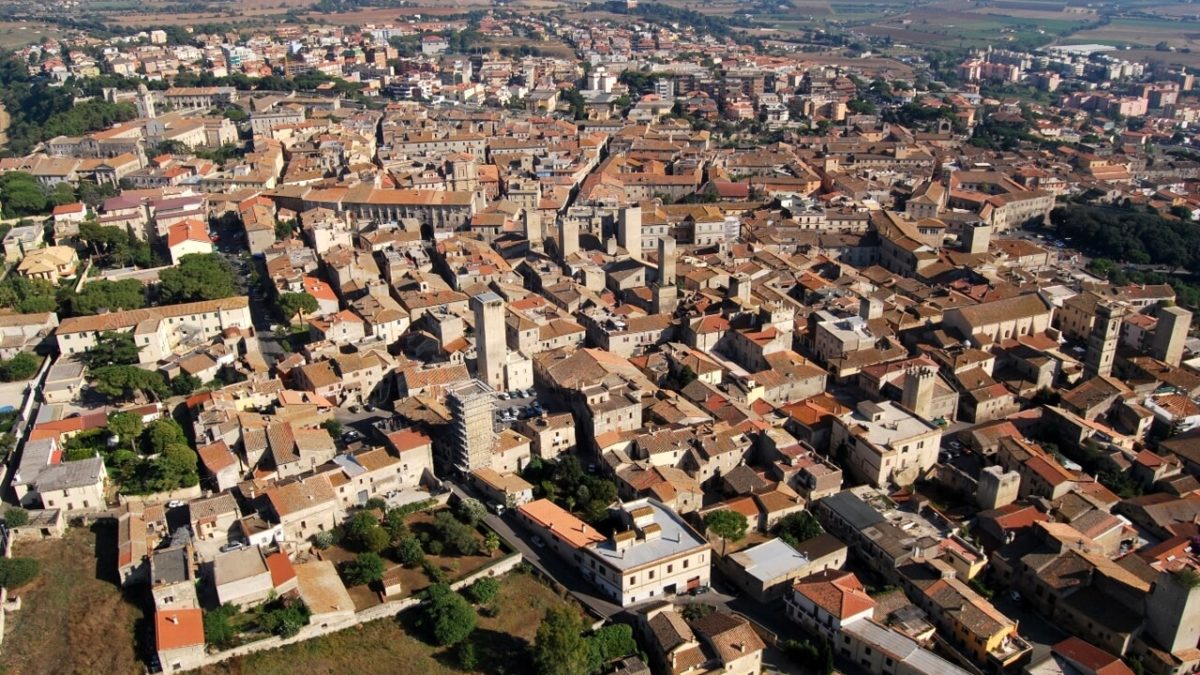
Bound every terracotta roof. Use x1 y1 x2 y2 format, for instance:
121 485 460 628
154 608 204 652
517 499 605 550
793 569 876 620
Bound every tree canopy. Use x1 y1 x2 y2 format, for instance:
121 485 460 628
533 605 591 675
423 584 477 647
59 279 146 317
79 331 141 369
0 352 40 382
704 509 748 554
775 512 824 548
158 253 238 304
1051 203 1200 271
279 292 319 322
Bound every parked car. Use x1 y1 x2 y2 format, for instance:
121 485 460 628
167 500 185 509
363 403 375 412
219 541 247 553
489 503 505 516
530 535 545 548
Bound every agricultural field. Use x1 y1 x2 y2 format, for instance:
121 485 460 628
1066 17 1200 49
0 21 68 49
862 7 1093 51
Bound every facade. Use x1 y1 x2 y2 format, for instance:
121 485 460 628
831 401 942 488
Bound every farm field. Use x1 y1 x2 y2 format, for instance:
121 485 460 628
0 21 68 49
1066 17 1200 49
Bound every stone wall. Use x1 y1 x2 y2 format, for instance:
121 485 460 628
193 551 524 670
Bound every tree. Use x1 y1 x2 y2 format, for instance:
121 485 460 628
456 640 478 670
456 497 486 526
396 536 425 566
3 507 29 527
279 292 318 323
0 557 39 589
466 576 500 605
343 552 386 586
259 598 310 638
158 253 238 303
423 584 476 646
59 279 146 316
345 511 389 552
0 276 57 313
107 410 144 453
587 624 639 674
171 373 202 396
79 331 141 369
482 531 501 556
159 443 200 488
321 419 343 438
142 418 187 455
775 512 823 548
0 352 40 382
91 365 167 401
704 509 747 555
534 605 591 675
203 604 239 648
0 172 48 217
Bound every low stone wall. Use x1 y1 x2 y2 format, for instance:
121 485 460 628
117 484 203 506
192 551 524 671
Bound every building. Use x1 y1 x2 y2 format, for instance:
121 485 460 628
32 456 108 513
56 296 252 364
942 294 1053 345
517 497 712 606
723 535 848 602
154 608 205 673
1152 305 1191 368
787 569 876 641
472 291 507 391
447 379 496 473
213 546 298 608
831 401 942 488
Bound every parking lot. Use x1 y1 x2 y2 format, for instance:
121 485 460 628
493 388 544 428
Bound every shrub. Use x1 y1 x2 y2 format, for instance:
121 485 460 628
466 576 500 605
0 558 40 589
396 536 425 566
259 598 310 638
456 640 478 670
3 507 29 527
427 539 444 556
343 552 386 586
203 603 240 648
312 531 334 550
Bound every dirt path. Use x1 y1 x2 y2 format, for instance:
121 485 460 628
0 103 10 148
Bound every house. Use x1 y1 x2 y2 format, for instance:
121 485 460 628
518 497 711 606
213 546 298 608
787 569 876 641
188 492 240 541
638 603 766 675
722 534 848 602
471 467 535 507
263 474 343 547
830 400 942 488
154 608 205 673
33 456 108 513
295 559 355 625
382 428 435 488
17 245 79 284
197 440 240 492
167 219 213 264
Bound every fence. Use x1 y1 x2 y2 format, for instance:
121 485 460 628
193 551 524 670
117 484 204 506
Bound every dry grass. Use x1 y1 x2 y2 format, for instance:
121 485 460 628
0 525 145 675
201 572 581 675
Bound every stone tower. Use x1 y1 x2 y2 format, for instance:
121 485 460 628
1145 568 1200 655
557 217 578 261
976 465 1020 511
962 221 992 255
136 84 157 119
1085 301 1124 379
901 366 936 420
471 291 507 391
618 206 642 260
448 380 495 474
1152 305 1192 367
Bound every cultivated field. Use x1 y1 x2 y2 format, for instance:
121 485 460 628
0 21 68 49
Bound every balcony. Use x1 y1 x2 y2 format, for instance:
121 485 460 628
989 633 1033 667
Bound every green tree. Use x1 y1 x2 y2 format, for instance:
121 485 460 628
587 624 639 673
343 551 386 586
396 536 425 566
171 373 202 396
3 507 29 527
0 276 57 313
345 511 389 552
279 292 318 323
0 352 40 381
0 172 48 217
466 576 500 605
704 509 747 555
159 443 200 488
203 604 239 648
456 497 486 526
534 605 591 675
259 598 310 638
321 419 343 438
142 418 187 455
158 253 238 303
79 331 141 369
456 640 478 670
775 512 823 548
91 365 167 401
107 410 144 453
0 558 40 588
59 279 146 316
423 584 477 646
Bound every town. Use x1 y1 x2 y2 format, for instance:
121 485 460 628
0 1 1200 674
